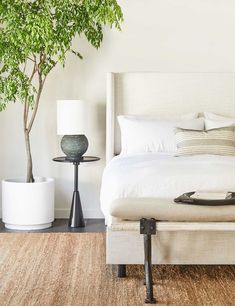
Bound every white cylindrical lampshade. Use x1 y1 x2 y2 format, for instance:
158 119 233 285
57 100 87 135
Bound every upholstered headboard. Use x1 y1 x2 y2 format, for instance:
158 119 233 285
106 72 235 163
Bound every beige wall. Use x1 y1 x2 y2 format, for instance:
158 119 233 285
1 0 235 218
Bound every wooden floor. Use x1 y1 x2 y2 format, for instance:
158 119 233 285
0 233 235 306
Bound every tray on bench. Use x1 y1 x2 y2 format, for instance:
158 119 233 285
174 192 235 206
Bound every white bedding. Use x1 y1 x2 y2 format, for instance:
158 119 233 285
100 153 235 217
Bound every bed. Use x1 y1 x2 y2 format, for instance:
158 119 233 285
101 72 235 269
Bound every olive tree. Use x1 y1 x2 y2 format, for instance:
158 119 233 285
0 0 123 182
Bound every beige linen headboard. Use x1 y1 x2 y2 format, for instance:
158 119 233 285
106 72 235 163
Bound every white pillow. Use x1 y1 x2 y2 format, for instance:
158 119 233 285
118 116 205 154
204 112 235 129
204 112 234 120
205 119 235 129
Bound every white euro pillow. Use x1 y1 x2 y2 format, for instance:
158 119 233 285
204 112 235 129
118 116 204 154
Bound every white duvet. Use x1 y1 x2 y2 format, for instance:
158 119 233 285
100 153 235 217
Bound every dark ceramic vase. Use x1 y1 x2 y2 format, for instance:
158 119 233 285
61 135 88 160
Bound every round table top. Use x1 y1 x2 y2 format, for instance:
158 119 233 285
53 156 100 163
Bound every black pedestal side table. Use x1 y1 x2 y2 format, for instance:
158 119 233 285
53 156 100 228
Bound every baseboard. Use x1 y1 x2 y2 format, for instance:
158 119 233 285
0 209 104 219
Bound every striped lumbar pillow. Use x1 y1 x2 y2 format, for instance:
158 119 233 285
174 126 235 156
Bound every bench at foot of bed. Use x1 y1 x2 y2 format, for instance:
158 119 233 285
108 197 235 303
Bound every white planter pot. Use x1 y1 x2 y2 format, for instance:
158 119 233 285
2 177 54 230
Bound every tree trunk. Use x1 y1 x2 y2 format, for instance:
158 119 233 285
24 131 34 183
22 58 46 183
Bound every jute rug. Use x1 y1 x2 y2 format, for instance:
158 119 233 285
0 233 235 306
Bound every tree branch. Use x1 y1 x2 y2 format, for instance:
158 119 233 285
23 98 28 131
38 52 46 69
27 57 36 63
23 61 27 74
27 73 47 133
24 59 37 130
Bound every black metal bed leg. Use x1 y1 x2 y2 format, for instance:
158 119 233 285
140 218 157 304
117 264 126 278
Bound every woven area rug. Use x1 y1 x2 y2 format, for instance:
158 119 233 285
0 233 235 306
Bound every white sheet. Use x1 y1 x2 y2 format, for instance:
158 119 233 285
100 153 235 217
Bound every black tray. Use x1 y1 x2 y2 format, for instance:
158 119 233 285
174 191 235 206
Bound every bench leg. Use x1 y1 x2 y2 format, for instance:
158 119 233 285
117 264 126 278
144 234 156 304
140 218 157 304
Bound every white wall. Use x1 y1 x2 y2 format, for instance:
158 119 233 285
1 0 235 218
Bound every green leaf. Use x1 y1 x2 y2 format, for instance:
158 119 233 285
71 50 83 60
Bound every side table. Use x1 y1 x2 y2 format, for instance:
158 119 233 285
53 156 100 228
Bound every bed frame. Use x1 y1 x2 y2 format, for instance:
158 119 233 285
105 72 235 301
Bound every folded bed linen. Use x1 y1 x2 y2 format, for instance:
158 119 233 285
100 153 235 218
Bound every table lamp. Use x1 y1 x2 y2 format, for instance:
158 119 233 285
57 100 88 160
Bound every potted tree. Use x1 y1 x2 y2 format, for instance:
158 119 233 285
0 0 123 230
